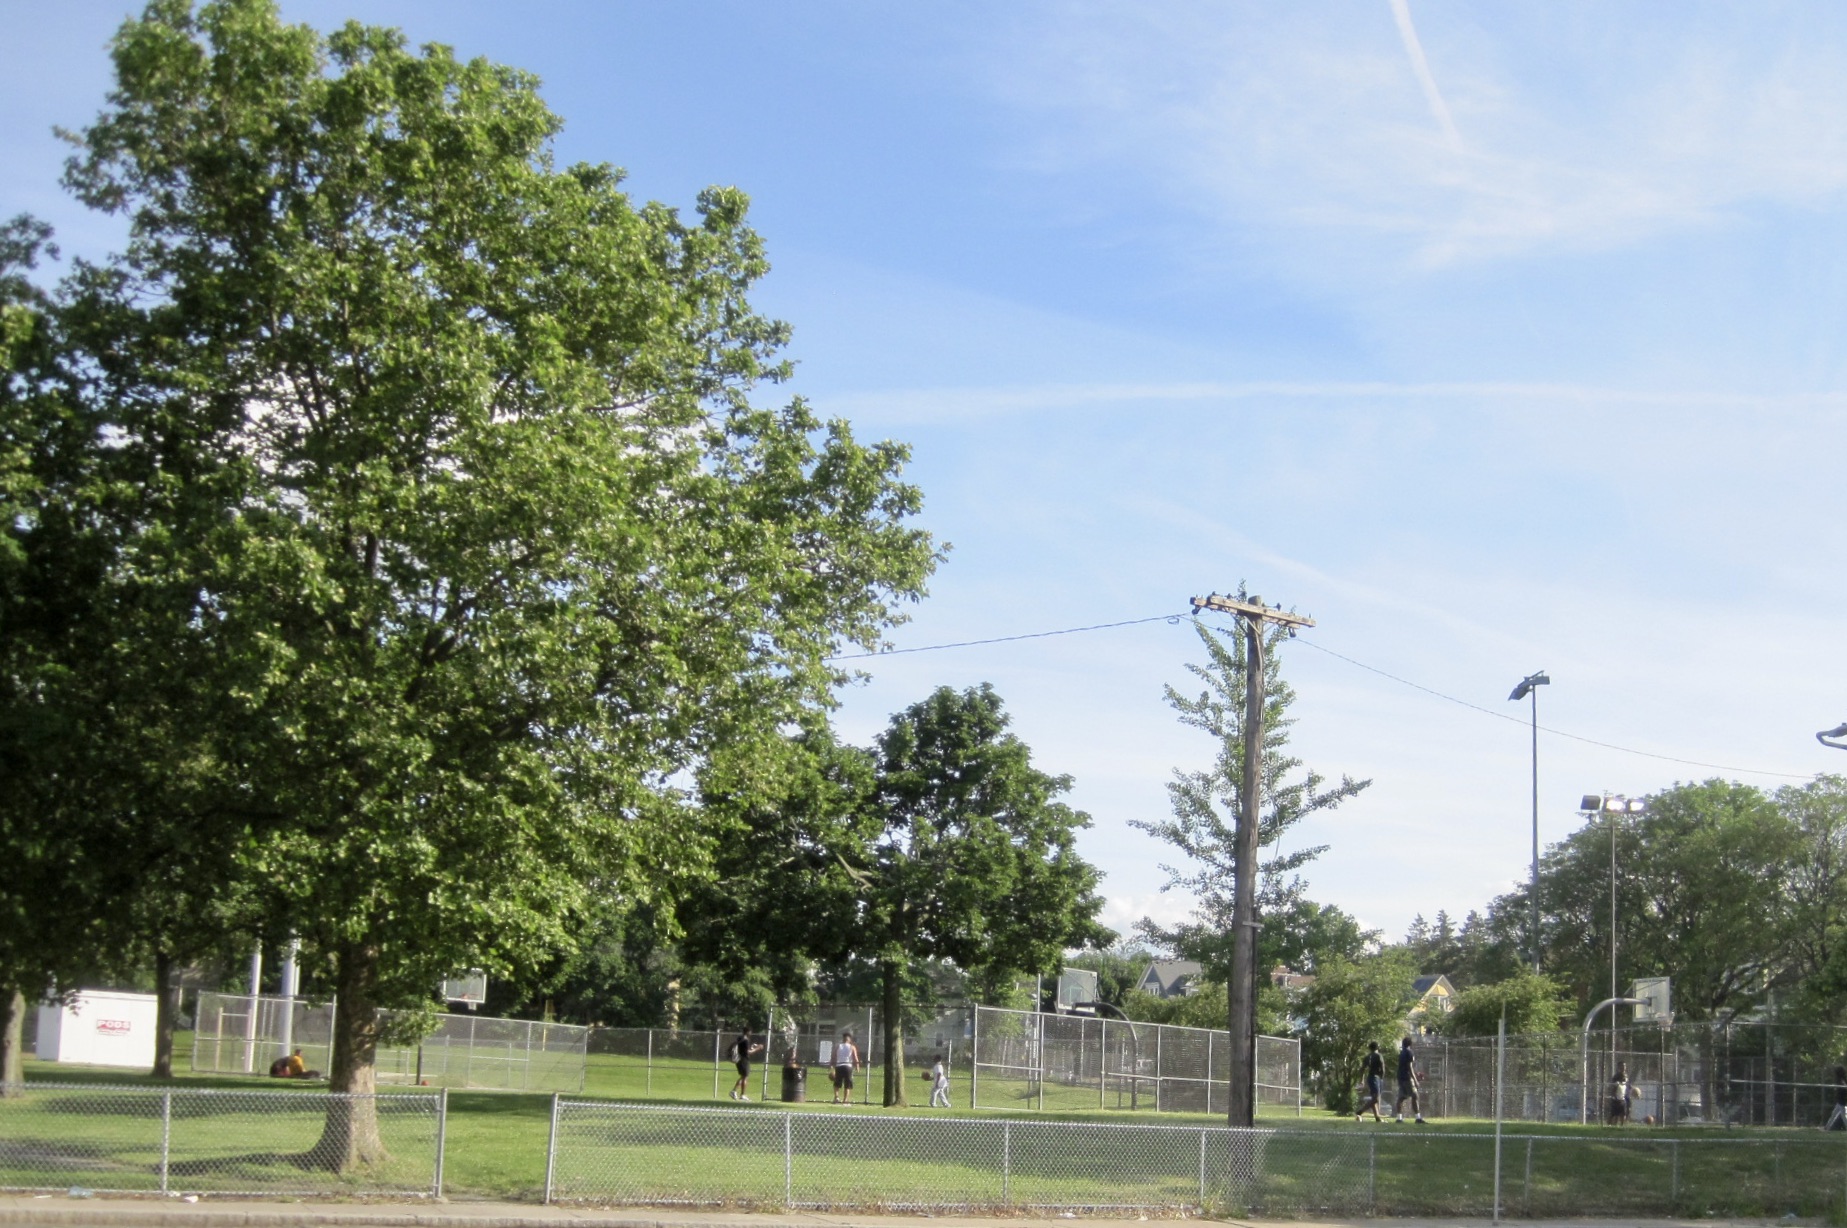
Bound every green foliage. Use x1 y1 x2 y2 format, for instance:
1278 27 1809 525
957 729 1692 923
1524 780 1791 1022
1133 614 1370 978
20 0 938 1137
854 684 1106 1103
1396 909 1522 990
1439 971 1571 1037
1121 982 1292 1036
1297 949 1417 1113
1063 944 1155 1008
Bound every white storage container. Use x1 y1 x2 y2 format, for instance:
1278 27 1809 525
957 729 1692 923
37 990 159 1069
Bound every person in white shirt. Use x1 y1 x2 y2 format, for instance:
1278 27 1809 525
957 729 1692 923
831 1031 860 1104
929 1054 951 1108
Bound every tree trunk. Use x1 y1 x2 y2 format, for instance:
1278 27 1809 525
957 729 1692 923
151 950 175 1079
311 943 388 1170
881 958 907 1107
0 989 24 1095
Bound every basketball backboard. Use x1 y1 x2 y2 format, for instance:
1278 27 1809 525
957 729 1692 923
442 970 486 1010
1631 977 1671 1024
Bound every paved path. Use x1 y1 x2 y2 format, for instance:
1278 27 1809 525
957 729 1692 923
0 1198 1797 1228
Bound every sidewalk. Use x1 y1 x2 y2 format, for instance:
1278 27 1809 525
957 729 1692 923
0 1197 1798 1228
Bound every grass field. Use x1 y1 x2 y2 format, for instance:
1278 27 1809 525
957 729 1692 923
13 1036 1847 1220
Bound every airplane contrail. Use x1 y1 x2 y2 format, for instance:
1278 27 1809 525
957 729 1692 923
1387 0 1464 153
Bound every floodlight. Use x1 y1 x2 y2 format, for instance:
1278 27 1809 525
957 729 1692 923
1819 723 1847 750
1508 670 1550 702
1579 794 1604 812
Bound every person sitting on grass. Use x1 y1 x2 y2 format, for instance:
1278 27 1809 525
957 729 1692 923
267 1048 307 1078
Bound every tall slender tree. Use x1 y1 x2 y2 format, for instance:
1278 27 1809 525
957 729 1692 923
1134 615 1370 994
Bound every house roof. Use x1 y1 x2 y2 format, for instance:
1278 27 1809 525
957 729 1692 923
1137 959 1203 997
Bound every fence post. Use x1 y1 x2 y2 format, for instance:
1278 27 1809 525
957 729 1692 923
1002 1120 1012 1204
783 1113 793 1209
647 1028 653 1096
1098 1018 1106 1110
1523 1138 1533 1216
1295 1037 1303 1117
970 1008 980 1110
712 1030 721 1102
159 1090 172 1195
1670 1138 1678 1208
433 1087 449 1197
543 1091 560 1204
1368 1134 1376 1213
1198 1128 1207 1208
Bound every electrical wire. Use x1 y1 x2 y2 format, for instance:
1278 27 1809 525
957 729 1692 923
825 613 1185 661
833 605 1812 783
1285 636 1810 782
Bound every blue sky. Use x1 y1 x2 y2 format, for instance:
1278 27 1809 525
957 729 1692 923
7 1 1847 954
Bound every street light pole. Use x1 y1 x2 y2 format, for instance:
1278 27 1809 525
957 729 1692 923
1508 672 1550 972
1580 793 1646 1072
1190 591 1314 1129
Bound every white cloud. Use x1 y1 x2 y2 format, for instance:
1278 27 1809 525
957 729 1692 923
985 4 1847 265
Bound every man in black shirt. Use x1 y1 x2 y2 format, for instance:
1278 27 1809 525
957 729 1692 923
1355 1041 1385 1122
1394 1036 1426 1123
728 1031 763 1101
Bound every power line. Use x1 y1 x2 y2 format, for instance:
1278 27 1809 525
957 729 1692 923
830 608 1811 782
1286 636 1810 782
825 613 1184 661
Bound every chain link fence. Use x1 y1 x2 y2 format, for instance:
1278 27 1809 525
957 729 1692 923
1416 1021 1847 1126
190 993 587 1092
375 1011 587 1093
0 1083 445 1197
969 1005 1300 1115
544 1100 1847 1218
586 1004 961 1106
190 992 336 1077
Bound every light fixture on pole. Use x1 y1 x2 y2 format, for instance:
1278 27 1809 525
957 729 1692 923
1818 723 1847 750
1579 792 1647 1069
1190 590 1314 1130
1508 671 1549 972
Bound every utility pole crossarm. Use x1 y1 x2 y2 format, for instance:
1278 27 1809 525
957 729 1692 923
1190 594 1316 630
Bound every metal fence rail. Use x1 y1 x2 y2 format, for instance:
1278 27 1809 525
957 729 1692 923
190 994 587 1093
544 1100 1847 1218
376 1012 587 1093
191 992 336 1078
1414 1021 1847 1126
0 1083 445 1197
969 1005 1300 1115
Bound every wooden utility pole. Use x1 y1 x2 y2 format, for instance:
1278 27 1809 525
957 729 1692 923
1189 592 1314 1129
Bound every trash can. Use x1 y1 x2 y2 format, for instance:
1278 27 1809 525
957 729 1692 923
781 1062 807 1103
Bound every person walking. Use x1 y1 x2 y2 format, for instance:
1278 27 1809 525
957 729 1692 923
728 1030 764 1101
1355 1041 1386 1122
831 1030 861 1104
1394 1036 1426 1123
928 1053 951 1108
1823 1065 1847 1131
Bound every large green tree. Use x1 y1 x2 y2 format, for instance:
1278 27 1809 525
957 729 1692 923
1518 780 1790 1023
855 684 1105 1105
50 0 936 1163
